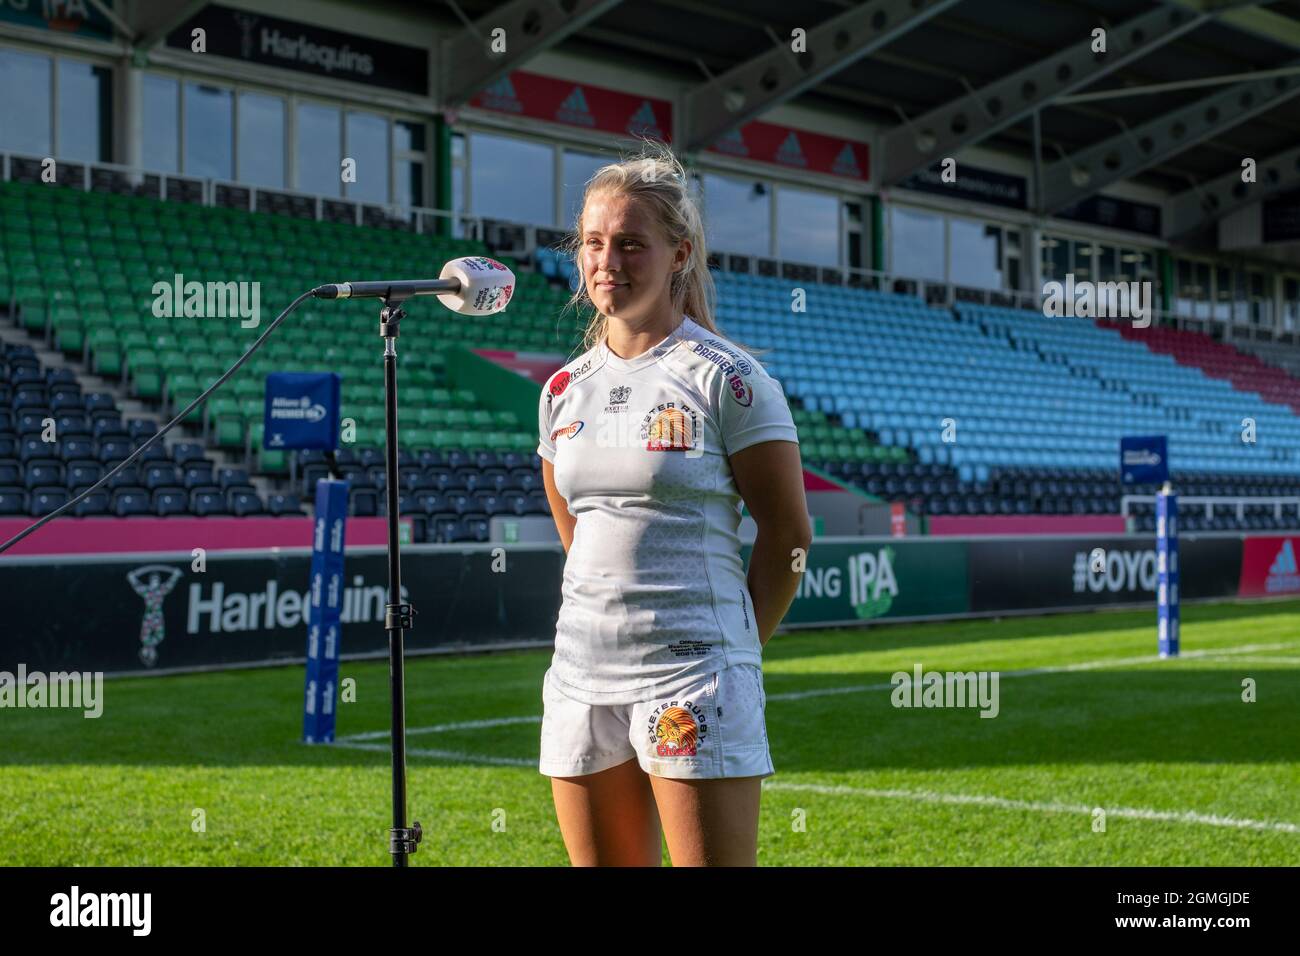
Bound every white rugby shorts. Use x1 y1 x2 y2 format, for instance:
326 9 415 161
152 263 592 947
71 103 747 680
538 662 774 780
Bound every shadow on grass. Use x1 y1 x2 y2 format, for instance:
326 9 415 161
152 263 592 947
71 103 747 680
3 655 1297 773
766 599 1300 660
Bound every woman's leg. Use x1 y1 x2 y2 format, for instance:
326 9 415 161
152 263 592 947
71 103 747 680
648 775 763 866
550 757 663 866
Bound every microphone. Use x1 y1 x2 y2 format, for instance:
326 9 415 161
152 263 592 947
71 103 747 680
311 256 515 315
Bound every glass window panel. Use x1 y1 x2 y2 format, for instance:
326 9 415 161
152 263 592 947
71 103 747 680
1191 262 1208 319
0 49 51 155
451 133 465 237
1136 250 1154 280
1071 241 1093 279
394 120 425 154
703 173 771 258
948 218 1002 289
889 207 944 282
562 149 610 231
1099 245 1120 280
183 82 233 180
57 59 110 162
777 186 839 268
237 92 284 188
296 102 340 197
345 110 388 203
1213 265 1231 321
142 73 179 173
1041 234 1069 281
1234 269 1249 324
469 131 553 225
848 231 862 271
396 160 423 209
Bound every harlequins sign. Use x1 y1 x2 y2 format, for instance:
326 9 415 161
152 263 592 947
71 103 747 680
167 4 429 94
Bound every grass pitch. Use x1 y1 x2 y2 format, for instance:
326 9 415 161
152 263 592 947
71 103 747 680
2 598 1298 866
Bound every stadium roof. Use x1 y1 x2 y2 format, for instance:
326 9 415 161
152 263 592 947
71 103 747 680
417 0 1300 238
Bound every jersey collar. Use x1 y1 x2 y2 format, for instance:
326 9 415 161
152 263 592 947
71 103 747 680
601 315 697 372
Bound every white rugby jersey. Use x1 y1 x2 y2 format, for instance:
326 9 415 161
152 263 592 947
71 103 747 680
537 314 799 704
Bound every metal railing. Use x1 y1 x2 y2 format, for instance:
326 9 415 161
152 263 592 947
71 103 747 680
0 150 484 241
1122 495 1300 522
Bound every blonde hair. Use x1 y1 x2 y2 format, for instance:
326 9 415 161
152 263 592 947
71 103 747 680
560 138 719 355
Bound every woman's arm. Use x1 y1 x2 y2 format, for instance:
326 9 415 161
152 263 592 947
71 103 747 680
728 439 812 647
542 458 576 554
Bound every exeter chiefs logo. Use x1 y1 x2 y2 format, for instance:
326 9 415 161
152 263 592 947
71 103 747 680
640 401 699 452
654 707 698 755
648 700 709 757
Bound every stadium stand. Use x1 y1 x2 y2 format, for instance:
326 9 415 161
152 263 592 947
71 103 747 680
714 274 1300 532
7 180 1300 540
1 179 563 542
0 340 239 518
1103 321 1300 416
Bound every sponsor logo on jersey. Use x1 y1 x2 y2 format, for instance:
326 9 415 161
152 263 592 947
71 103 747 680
691 342 754 406
703 337 754 375
640 401 698 452
703 337 740 359
648 700 708 757
546 357 594 403
604 385 631 414
550 420 584 441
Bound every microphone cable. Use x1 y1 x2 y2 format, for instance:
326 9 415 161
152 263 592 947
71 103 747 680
0 288 320 556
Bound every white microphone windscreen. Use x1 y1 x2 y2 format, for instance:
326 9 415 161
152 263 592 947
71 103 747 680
437 257 515 315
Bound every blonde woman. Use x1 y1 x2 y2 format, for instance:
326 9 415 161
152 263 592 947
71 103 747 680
537 141 811 866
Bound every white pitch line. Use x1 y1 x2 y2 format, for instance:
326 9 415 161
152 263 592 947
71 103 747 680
331 641 1300 835
761 781 1300 834
331 747 1300 835
340 715 541 742
1193 655 1300 665
335 740 534 767
765 640 1300 703
337 641 1300 742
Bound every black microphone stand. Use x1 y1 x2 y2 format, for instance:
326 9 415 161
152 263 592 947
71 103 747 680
379 293 421 866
